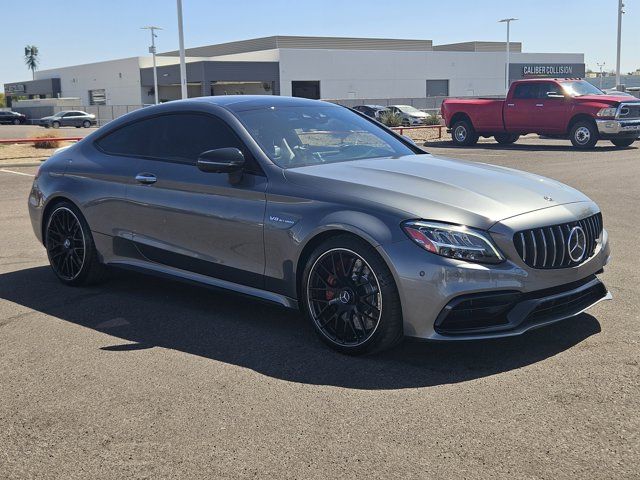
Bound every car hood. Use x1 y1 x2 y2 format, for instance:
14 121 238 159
284 154 592 229
576 94 640 105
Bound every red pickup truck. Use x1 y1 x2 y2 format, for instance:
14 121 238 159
441 78 640 149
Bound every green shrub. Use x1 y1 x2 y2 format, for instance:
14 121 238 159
379 110 402 127
423 114 442 125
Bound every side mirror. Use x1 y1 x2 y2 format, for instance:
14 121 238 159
546 92 565 99
197 148 245 173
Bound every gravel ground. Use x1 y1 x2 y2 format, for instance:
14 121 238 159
0 137 638 479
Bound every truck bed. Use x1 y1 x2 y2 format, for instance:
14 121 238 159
441 98 506 133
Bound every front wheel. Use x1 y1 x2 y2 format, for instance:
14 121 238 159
52 121 60 129
451 119 479 146
611 138 635 147
494 133 520 144
302 235 403 355
12 118 20 125
82 120 91 128
45 201 107 286
570 121 598 149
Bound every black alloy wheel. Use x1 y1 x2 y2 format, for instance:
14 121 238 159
46 206 86 281
303 235 403 354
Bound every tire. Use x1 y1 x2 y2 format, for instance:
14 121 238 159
12 118 20 125
494 133 520 144
52 121 60 129
301 234 403 355
44 201 107 286
610 138 635 147
570 120 598 149
451 119 479 146
82 120 91 128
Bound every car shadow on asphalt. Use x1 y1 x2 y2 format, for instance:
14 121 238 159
425 141 635 152
0 266 601 390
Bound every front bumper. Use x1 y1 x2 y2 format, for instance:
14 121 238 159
378 203 611 341
595 118 640 136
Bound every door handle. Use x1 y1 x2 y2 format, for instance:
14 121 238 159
135 173 157 185
507 103 515 107
535 103 544 107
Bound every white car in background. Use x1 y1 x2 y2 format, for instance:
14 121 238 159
388 105 430 126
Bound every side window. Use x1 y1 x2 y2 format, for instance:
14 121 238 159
95 113 261 173
514 84 537 99
539 82 563 98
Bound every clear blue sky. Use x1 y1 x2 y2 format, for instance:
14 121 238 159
1 0 638 89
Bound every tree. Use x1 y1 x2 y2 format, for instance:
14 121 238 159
24 45 39 80
0 93 5 107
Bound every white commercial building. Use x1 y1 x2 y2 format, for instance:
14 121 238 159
4 36 585 110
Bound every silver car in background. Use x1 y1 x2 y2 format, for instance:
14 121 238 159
28 96 611 354
388 105 430 126
39 110 96 128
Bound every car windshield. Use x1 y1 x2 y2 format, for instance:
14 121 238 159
396 105 422 114
234 105 416 168
561 81 605 97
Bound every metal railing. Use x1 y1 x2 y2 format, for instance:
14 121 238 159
326 95 504 115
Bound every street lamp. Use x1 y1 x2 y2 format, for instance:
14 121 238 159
615 0 625 90
596 62 606 90
498 18 518 91
176 0 188 99
142 26 162 105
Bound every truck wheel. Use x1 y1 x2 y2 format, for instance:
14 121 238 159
494 133 520 144
610 138 635 148
570 121 598 149
451 120 479 146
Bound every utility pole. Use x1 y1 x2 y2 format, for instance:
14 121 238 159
499 18 518 92
616 0 624 90
596 62 606 90
142 26 162 105
176 0 188 99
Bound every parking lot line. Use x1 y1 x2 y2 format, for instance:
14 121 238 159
0 168 35 177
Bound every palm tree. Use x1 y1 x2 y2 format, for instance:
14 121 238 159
24 45 39 80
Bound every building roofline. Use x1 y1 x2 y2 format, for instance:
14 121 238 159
159 35 434 57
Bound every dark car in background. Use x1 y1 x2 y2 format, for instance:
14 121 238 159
0 110 27 125
352 104 389 120
39 111 96 129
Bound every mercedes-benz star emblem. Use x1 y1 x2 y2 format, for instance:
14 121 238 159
567 226 587 262
339 290 351 304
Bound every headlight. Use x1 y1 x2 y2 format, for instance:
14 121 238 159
402 220 504 264
596 107 617 118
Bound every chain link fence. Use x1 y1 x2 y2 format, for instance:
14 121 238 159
16 105 146 127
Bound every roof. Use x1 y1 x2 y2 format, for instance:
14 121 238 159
160 35 434 57
190 95 336 111
433 41 522 52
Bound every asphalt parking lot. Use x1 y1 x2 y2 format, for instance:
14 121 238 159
1 136 638 479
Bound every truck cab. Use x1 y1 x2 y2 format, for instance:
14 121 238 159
441 79 640 149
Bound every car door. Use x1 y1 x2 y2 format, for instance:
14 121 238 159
534 82 568 134
504 83 540 133
121 112 268 288
61 112 76 127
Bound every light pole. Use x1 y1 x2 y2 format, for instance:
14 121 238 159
142 26 162 105
499 18 518 92
615 0 625 90
176 0 188 99
596 62 606 90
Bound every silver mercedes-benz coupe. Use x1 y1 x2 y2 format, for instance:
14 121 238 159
28 96 611 354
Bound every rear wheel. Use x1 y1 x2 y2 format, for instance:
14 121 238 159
494 133 520 144
302 235 403 355
45 201 107 286
451 119 479 146
570 120 598 149
611 138 635 147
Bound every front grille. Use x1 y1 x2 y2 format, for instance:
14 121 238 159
513 213 602 269
619 104 640 119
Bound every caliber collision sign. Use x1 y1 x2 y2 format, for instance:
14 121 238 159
510 63 586 82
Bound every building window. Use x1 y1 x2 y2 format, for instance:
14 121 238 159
89 89 106 105
292 81 320 100
426 79 449 97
